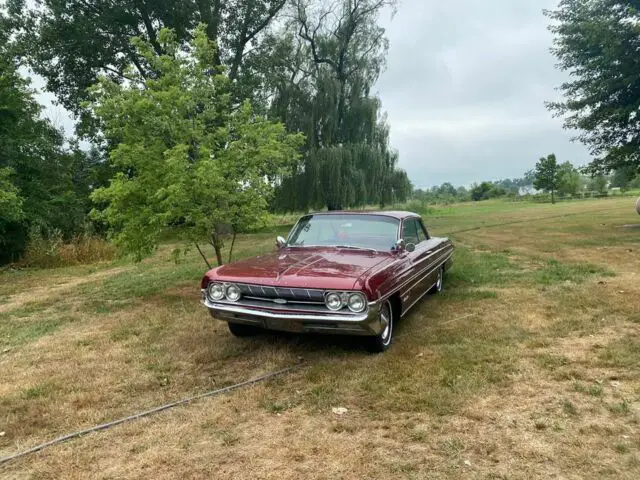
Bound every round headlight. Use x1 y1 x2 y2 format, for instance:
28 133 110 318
225 284 241 302
325 292 343 311
207 283 225 301
347 293 366 313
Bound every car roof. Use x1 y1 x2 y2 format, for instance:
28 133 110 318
305 210 420 220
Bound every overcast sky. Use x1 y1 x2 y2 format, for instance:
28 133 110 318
33 0 590 189
376 0 591 188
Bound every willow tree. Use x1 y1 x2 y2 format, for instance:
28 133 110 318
265 0 411 211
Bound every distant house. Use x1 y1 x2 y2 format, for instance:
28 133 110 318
518 185 539 195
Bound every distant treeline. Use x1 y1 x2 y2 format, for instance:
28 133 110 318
413 163 640 205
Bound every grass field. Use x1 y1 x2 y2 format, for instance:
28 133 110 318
1 197 639 479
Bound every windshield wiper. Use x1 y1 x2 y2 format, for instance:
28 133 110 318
335 245 378 254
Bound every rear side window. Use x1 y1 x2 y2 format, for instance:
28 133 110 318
402 219 420 244
416 222 427 243
418 220 429 242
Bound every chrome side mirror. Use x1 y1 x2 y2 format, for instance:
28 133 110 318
276 236 287 248
405 243 416 253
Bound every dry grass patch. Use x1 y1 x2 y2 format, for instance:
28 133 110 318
2 199 640 478
0 267 130 315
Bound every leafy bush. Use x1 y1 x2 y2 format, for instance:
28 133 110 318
18 228 116 269
628 175 640 189
391 199 436 215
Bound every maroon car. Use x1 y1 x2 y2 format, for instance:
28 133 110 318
200 211 454 352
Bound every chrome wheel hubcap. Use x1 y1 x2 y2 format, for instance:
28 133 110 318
380 303 392 344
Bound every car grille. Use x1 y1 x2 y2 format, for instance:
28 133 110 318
237 284 325 304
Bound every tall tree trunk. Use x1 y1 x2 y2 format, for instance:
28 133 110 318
227 232 237 264
213 243 224 266
210 234 224 266
551 189 555 204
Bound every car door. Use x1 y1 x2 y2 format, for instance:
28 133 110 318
400 217 434 308
416 220 447 292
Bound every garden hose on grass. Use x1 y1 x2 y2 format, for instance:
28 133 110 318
0 363 306 466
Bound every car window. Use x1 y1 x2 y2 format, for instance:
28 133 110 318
402 219 420 245
416 221 427 243
419 221 430 240
287 214 400 250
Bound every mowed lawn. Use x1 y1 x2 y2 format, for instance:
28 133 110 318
1 197 639 479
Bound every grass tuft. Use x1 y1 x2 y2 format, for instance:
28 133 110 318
562 399 579 416
607 400 630 416
574 382 603 397
22 382 58 400
534 259 615 285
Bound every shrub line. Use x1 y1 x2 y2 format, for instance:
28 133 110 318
0 363 306 466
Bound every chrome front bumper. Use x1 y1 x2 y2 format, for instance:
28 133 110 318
201 295 382 336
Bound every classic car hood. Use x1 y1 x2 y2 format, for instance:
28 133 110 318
206 248 393 290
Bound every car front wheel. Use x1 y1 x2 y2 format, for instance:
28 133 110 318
365 300 394 353
429 266 444 294
227 322 262 337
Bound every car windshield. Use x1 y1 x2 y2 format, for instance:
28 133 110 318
287 214 400 251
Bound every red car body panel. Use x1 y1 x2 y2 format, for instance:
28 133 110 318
201 211 454 317
201 248 395 299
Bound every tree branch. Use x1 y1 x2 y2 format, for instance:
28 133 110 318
229 0 287 80
195 243 212 269
296 4 337 72
197 0 222 65
102 64 136 82
135 0 164 56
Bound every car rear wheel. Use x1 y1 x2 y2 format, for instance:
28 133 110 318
365 300 393 353
227 322 262 337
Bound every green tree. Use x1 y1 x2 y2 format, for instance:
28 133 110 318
557 161 583 196
88 25 304 267
8 0 289 133
610 165 637 189
456 186 471 201
0 168 23 221
533 154 559 203
470 182 506 201
0 20 93 263
267 0 409 211
545 0 640 175
629 174 640 189
587 175 609 194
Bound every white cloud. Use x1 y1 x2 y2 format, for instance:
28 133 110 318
376 0 591 187
29 0 590 187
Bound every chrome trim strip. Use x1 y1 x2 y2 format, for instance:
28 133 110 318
201 290 380 310
202 299 371 323
400 267 442 317
380 250 453 303
401 281 436 318
400 249 448 294
400 253 452 317
243 296 323 305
